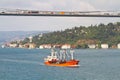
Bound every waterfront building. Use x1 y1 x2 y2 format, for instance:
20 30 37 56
53 44 61 48
29 43 36 49
24 43 36 49
88 44 96 49
24 43 29 48
111 45 117 49
101 44 109 49
18 44 24 48
1 45 5 48
117 43 120 49
39 44 52 49
9 43 18 48
61 44 71 49
39 45 44 49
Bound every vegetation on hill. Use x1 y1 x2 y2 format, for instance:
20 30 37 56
20 22 120 48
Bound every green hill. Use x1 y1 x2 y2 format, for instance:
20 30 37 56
21 22 120 48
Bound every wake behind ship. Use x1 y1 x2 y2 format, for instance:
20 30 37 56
44 48 79 67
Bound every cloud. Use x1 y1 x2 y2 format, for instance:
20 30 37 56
84 0 120 11
30 1 53 10
30 0 96 11
0 0 96 11
0 0 120 11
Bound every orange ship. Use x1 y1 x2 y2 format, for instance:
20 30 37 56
44 48 79 67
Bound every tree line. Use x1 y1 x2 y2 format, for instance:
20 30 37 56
20 22 120 48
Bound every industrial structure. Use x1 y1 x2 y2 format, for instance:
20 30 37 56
0 8 120 17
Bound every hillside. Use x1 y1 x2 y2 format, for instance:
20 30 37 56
20 22 120 48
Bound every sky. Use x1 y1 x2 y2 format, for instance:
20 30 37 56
0 0 120 31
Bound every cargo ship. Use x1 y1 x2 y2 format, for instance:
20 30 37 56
44 48 79 67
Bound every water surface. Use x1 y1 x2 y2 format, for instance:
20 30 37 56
0 48 120 80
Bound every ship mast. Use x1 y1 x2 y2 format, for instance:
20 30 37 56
51 48 57 59
59 50 63 60
70 50 74 60
63 49 66 61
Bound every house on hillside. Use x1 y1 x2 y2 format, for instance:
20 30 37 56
24 43 36 49
39 44 51 49
39 45 44 49
101 44 109 49
117 43 120 49
9 43 18 48
61 44 71 49
18 44 24 48
88 44 96 49
53 44 61 48
111 45 117 49
29 43 36 49
24 43 29 48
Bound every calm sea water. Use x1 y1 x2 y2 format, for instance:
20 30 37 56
0 48 120 80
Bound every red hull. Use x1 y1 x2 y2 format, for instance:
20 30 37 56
44 59 79 67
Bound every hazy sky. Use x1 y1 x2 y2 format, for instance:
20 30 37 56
0 0 120 31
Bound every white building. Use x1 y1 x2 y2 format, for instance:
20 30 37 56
88 44 96 49
29 43 36 49
39 44 51 49
61 44 71 49
24 43 36 49
39 45 44 49
1 45 5 48
117 43 120 49
101 44 109 49
18 44 24 48
29 36 33 43
9 43 17 48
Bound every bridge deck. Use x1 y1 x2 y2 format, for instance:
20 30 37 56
0 13 120 17
0 9 120 17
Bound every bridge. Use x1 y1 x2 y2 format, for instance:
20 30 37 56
0 8 120 17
